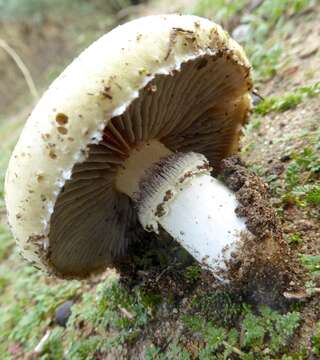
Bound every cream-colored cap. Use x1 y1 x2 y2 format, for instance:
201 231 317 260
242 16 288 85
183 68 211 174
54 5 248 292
5 14 252 278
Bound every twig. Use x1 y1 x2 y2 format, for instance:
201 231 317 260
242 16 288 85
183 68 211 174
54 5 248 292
118 305 135 320
34 329 51 354
284 288 320 300
155 266 172 282
301 171 313 186
0 38 39 102
222 340 247 357
252 89 264 101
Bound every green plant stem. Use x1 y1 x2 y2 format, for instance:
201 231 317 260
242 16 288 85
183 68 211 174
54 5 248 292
222 340 247 357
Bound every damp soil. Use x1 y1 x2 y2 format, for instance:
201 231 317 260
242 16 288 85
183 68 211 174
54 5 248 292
114 229 198 302
114 155 308 311
220 156 308 308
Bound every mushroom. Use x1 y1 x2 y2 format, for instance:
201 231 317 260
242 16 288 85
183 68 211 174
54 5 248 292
5 15 253 278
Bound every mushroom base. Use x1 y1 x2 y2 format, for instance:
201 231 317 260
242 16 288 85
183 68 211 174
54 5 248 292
157 172 248 277
116 145 249 278
115 156 307 310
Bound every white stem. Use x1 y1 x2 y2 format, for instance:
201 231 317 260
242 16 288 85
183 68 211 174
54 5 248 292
157 173 246 272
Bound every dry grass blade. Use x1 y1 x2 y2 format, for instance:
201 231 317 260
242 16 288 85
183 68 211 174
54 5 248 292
0 38 39 103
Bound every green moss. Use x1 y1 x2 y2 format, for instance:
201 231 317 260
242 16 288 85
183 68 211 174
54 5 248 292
184 264 202 284
0 262 80 355
285 161 302 189
140 291 162 314
242 306 300 355
40 328 65 360
240 0 315 82
282 146 320 209
145 343 191 360
0 225 12 262
255 93 302 115
243 117 262 135
287 232 303 245
248 164 265 177
255 82 320 115
0 0 132 22
183 306 300 359
191 0 247 24
191 290 242 327
291 185 320 206
300 255 320 277
43 276 153 358
312 322 320 357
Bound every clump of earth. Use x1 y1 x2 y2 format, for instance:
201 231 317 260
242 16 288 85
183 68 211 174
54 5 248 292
220 156 307 308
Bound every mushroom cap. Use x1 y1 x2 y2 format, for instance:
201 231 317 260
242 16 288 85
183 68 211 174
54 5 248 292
5 14 253 278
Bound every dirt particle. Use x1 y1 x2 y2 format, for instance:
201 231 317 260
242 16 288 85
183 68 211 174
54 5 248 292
196 163 211 172
49 149 57 159
102 86 112 99
197 58 208 70
55 113 68 125
82 128 89 136
165 27 196 61
194 21 201 29
139 68 146 75
57 126 68 135
145 224 154 232
179 171 193 183
41 133 50 141
36 173 44 182
28 234 45 244
280 154 291 162
155 203 166 217
268 162 284 176
163 190 173 202
147 84 157 93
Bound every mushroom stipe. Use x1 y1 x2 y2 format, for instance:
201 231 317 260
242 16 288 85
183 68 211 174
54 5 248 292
5 15 305 295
